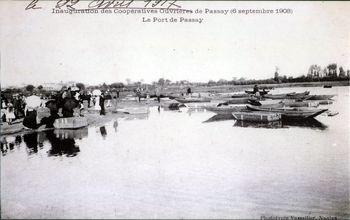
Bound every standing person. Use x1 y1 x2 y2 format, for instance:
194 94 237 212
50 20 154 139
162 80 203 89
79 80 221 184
116 90 120 98
99 93 105 115
253 85 259 94
1 100 6 122
155 87 161 103
11 95 21 119
41 99 60 128
112 92 118 111
5 102 16 125
187 87 192 96
105 91 112 107
23 93 41 129
87 90 92 108
135 87 141 102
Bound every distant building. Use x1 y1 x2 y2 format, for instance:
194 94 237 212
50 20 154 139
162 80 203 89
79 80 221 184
42 81 77 91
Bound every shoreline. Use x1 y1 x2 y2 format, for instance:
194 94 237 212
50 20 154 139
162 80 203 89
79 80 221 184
186 80 350 93
1 82 348 136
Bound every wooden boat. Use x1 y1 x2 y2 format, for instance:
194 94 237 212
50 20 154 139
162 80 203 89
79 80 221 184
281 100 319 107
232 111 281 122
262 101 319 108
304 95 335 100
53 117 88 129
175 97 211 103
245 90 270 95
231 93 251 98
204 105 247 114
263 92 295 99
318 100 333 105
162 101 186 110
246 105 328 119
222 97 256 105
327 111 339 117
263 91 309 100
286 91 310 96
323 85 332 88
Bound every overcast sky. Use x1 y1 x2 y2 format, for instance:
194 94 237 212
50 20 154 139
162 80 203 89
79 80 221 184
0 1 349 86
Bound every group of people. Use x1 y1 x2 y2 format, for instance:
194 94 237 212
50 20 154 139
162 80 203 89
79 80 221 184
134 86 192 103
1 86 121 130
1 94 26 125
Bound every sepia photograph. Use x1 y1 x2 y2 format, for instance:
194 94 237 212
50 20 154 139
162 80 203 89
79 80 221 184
0 0 349 219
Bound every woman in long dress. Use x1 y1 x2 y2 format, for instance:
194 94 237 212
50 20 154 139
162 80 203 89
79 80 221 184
5 103 16 125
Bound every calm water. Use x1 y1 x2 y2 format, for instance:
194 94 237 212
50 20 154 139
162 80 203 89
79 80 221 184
1 86 349 219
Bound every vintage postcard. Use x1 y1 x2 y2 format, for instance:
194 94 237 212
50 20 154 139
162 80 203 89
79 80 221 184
0 0 349 219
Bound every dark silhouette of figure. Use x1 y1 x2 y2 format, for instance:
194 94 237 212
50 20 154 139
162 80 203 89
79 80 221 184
99 94 105 115
41 99 60 128
23 132 38 154
62 98 78 117
45 130 80 157
253 85 259 94
23 110 39 129
99 126 107 138
187 87 192 95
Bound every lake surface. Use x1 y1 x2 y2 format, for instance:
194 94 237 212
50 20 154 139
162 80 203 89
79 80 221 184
1 86 349 219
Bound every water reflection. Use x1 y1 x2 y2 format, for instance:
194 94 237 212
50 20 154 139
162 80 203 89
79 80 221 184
23 133 39 154
15 135 22 145
99 126 107 139
203 114 235 122
1 128 88 157
113 120 118 132
121 113 149 120
233 118 327 130
54 128 88 140
233 120 284 129
187 108 207 116
282 118 327 130
204 114 327 130
1 136 20 155
46 130 80 157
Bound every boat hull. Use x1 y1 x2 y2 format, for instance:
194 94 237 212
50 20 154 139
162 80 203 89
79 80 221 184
175 98 211 103
232 111 281 122
246 105 328 119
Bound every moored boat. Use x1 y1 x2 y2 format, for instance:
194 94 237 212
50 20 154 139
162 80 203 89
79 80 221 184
221 97 259 105
162 101 186 110
304 95 335 100
318 100 333 105
175 97 211 103
246 105 328 119
245 90 270 95
263 91 309 100
261 100 319 108
232 111 281 122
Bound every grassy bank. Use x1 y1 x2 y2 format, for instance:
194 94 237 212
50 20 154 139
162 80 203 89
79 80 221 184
172 80 350 94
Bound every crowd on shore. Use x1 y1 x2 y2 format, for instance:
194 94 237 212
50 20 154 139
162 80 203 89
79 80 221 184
1 87 122 130
1 84 198 133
